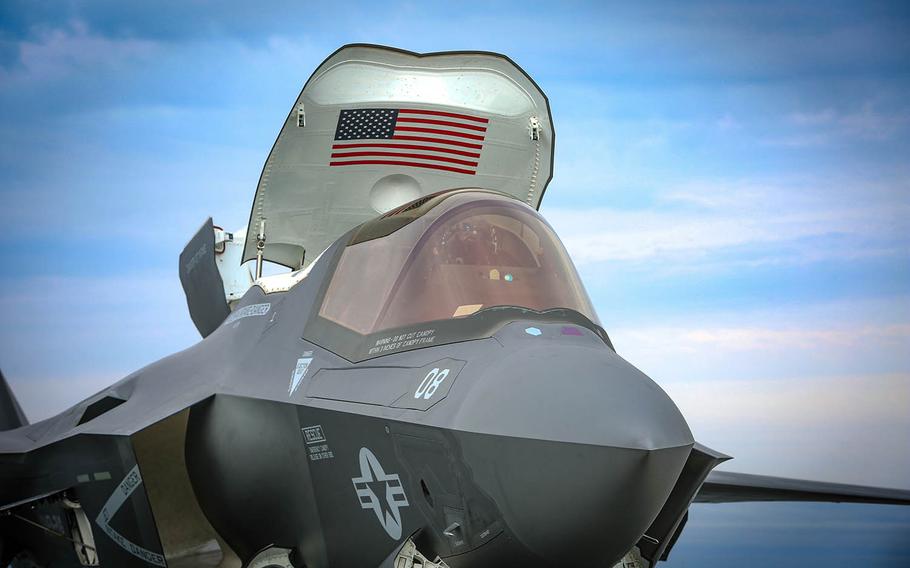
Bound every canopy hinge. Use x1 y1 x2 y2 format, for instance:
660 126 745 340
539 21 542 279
527 116 542 205
255 219 267 279
212 226 233 254
528 116 541 141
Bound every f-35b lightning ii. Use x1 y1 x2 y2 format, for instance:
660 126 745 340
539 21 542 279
2 44 908 568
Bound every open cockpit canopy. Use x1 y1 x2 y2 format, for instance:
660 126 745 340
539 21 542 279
243 44 554 270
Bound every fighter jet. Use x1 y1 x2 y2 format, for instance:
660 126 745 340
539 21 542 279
1 44 908 568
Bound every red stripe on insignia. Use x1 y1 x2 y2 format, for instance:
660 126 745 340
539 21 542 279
390 135 482 149
329 160 476 175
331 151 478 167
394 117 487 132
393 126 485 140
398 108 489 124
331 142 480 158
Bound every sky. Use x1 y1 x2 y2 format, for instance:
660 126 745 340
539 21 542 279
0 1 909 563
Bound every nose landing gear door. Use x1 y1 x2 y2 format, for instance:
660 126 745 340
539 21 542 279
242 44 555 271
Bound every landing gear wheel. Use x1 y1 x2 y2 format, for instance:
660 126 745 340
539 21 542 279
394 538 450 568
247 547 293 568
612 547 648 568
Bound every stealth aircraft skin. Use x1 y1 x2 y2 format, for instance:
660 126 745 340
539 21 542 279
1 45 908 568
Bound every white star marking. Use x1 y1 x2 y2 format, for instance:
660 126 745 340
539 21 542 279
351 447 409 540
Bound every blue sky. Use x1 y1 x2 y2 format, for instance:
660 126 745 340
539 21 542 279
1 0 908 497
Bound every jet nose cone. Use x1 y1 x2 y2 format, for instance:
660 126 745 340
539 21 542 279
453 333 693 566
456 337 693 451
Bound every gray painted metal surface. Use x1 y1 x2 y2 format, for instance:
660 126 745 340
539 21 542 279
242 44 555 269
2 44 908 568
179 217 231 337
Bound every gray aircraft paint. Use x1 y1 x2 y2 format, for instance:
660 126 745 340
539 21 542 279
241 45 556 269
352 447 410 540
179 217 231 338
1 44 909 568
95 466 166 566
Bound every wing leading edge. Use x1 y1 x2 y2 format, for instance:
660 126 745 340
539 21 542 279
696 470 910 506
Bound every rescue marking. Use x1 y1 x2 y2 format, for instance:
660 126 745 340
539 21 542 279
302 425 326 444
95 465 166 566
223 302 271 325
307 443 335 462
352 447 409 540
289 352 313 396
414 368 450 400
303 425 333 460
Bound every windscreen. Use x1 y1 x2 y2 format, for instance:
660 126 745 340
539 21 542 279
319 192 598 336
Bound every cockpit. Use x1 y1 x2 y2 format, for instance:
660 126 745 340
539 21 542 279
305 189 604 360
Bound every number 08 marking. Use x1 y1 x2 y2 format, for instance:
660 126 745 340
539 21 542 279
415 368 450 400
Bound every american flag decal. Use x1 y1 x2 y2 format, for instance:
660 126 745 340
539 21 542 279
331 108 488 175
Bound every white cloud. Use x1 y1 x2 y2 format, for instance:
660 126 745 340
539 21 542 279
602 296 910 488
550 205 906 267
663 373 910 490
621 323 910 353
1 21 159 85
0 273 199 402
788 103 910 142
545 176 909 269
609 296 910 382
715 114 742 131
9 373 123 423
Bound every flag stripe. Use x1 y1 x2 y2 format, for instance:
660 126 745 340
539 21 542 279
329 160 476 175
394 117 488 132
398 108 489 124
331 142 480 158
330 108 487 175
393 126 485 141
331 151 479 167
390 135 482 149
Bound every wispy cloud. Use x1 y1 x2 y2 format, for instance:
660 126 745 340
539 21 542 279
544 171 910 274
788 103 910 142
0 273 199 392
0 0 908 499
612 289 909 359
0 20 158 84
665 373 910 488
10 373 124 423
620 323 910 353
549 203 908 268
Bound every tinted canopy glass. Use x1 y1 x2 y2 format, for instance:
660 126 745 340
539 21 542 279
319 191 598 336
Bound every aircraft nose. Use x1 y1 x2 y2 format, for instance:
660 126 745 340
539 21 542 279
453 335 693 566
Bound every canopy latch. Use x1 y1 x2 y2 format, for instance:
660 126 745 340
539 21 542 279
528 116 541 141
